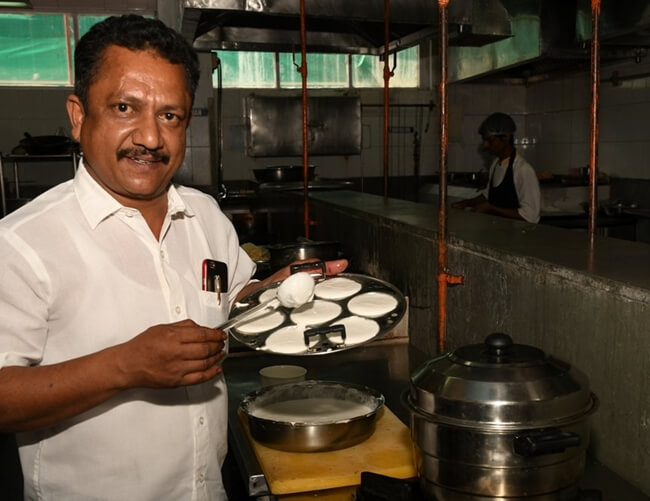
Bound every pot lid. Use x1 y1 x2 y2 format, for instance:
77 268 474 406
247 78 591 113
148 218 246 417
408 333 598 430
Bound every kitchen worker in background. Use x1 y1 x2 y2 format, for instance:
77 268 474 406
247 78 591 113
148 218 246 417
0 14 346 500
452 112 541 223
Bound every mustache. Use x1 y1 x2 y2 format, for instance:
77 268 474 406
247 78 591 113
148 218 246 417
117 148 170 164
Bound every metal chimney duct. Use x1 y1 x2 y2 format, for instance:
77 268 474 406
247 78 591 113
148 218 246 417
179 0 512 54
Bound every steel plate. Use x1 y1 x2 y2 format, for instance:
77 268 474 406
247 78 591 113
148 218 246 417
229 273 406 355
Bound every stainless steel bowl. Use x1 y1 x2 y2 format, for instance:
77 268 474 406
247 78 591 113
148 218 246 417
240 380 384 452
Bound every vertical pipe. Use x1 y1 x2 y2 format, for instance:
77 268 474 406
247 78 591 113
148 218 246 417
436 0 450 354
64 15 74 87
588 0 601 242
215 56 224 196
298 0 310 238
383 0 392 199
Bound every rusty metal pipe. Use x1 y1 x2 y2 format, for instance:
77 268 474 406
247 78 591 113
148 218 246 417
299 0 310 238
436 0 464 354
383 0 392 199
588 0 601 244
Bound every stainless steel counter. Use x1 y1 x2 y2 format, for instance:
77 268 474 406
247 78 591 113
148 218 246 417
223 339 650 500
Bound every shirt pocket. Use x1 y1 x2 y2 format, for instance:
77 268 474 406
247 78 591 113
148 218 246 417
198 290 231 356
198 289 231 325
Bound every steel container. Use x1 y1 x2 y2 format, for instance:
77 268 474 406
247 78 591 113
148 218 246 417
240 380 384 452
403 333 598 499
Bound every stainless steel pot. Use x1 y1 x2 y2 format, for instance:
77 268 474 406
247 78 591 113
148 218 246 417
240 380 384 452
266 239 341 270
403 333 598 500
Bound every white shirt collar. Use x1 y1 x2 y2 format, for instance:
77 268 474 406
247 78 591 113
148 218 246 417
73 158 194 229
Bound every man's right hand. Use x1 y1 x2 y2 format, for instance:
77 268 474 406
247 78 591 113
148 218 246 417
0 319 228 432
118 319 227 389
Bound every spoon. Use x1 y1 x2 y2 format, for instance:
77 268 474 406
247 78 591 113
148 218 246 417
218 272 315 331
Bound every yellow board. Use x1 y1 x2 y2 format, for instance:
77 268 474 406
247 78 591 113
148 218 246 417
239 406 417 496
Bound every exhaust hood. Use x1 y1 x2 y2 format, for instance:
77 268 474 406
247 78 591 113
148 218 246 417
449 0 650 84
179 0 513 54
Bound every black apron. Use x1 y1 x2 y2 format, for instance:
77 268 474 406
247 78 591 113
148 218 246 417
487 150 519 209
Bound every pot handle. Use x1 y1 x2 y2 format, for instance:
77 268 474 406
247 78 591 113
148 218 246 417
304 324 346 353
289 260 326 278
513 428 581 457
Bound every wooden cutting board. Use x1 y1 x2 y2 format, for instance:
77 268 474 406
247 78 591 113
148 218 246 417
239 405 417 495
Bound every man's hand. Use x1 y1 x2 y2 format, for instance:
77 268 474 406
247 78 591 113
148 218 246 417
0 319 228 432
452 194 487 210
472 198 492 213
117 319 227 388
236 258 349 302
472 200 524 221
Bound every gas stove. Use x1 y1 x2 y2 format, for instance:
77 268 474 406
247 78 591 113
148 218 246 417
355 472 602 501
223 343 649 501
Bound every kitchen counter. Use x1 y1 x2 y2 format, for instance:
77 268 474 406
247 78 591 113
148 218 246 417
306 190 650 300
222 339 650 500
539 212 638 240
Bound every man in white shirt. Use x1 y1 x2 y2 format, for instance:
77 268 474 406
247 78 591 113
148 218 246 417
0 15 345 500
452 112 541 223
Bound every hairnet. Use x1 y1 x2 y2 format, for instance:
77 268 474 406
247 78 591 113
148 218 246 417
478 112 516 136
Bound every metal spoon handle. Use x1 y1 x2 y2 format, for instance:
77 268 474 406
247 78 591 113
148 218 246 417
218 297 279 331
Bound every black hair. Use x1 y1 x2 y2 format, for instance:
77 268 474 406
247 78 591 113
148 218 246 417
74 15 200 109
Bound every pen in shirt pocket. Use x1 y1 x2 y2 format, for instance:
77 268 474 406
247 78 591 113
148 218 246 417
202 259 228 305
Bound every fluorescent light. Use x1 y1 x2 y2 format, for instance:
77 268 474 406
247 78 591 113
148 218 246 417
0 1 33 7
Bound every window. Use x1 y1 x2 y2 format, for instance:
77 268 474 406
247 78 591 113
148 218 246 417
77 15 109 39
352 49 419 88
214 46 419 89
0 13 109 87
279 52 349 88
0 13 71 85
0 12 418 89
218 51 276 88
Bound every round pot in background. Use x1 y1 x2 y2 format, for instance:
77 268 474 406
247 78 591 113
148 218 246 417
266 239 341 270
19 133 76 155
253 165 316 183
403 333 598 499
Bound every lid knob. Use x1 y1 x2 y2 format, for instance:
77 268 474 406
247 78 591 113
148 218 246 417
485 332 513 360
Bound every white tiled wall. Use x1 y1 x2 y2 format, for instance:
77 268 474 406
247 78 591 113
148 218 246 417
522 58 650 180
443 57 650 182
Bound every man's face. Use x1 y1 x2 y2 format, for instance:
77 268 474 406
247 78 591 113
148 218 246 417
67 45 192 207
481 134 511 159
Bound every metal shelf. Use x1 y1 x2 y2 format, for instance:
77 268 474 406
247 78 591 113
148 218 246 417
0 152 78 217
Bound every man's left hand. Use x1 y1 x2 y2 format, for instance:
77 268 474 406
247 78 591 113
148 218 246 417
236 258 348 302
